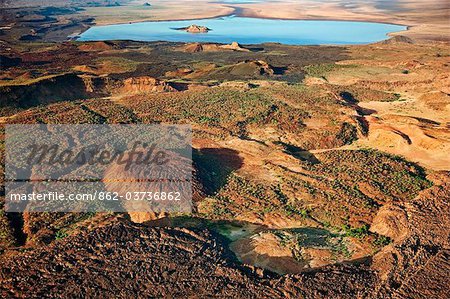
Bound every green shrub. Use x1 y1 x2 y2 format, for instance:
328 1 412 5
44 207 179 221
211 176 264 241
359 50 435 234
55 229 68 241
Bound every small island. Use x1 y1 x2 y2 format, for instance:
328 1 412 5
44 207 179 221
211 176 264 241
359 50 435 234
176 24 211 33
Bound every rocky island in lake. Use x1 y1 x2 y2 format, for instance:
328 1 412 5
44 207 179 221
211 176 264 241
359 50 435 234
177 24 211 33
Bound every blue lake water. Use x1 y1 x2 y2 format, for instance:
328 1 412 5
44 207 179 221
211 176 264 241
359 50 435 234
78 16 406 45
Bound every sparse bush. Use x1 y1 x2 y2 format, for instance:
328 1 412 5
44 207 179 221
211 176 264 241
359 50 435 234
55 229 68 241
373 235 392 247
342 223 370 238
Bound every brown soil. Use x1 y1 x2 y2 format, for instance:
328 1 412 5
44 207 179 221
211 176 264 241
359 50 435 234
0 34 449 298
1 175 448 298
78 41 117 51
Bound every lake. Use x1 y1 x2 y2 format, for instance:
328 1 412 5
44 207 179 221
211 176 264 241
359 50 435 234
78 16 406 45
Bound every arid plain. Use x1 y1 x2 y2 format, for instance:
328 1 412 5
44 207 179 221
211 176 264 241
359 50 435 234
0 0 449 298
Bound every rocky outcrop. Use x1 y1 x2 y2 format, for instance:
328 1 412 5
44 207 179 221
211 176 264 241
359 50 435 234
120 76 177 93
220 41 250 52
230 60 275 76
178 24 211 33
183 42 204 53
370 204 409 241
180 41 250 53
126 211 165 224
78 41 117 52
0 73 95 111
381 35 414 44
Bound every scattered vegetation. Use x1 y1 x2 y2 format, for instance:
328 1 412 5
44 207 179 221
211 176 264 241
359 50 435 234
0 39 440 276
55 229 68 241
94 56 141 73
120 87 308 139
333 85 401 102
0 207 16 249
271 228 354 261
306 149 432 202
373 235 392 247
342 223 370 238
303 63 356 78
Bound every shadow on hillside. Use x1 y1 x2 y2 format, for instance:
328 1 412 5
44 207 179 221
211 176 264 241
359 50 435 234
273 141 320 164
193 147 244 195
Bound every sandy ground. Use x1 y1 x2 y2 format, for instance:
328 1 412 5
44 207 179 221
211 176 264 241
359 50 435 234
81 0 450 41
355 100 450 171
83 1 234 24
308 42 450 171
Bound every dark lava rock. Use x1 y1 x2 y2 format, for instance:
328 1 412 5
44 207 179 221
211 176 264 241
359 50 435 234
0 220 375 298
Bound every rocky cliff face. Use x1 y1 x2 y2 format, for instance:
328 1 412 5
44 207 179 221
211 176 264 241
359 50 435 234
0 74 179 116
119 76 177 93
0 74 95 112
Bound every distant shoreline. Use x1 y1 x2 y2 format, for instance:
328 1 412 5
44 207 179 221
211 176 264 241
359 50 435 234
85 10 411 29
77 12 410 43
